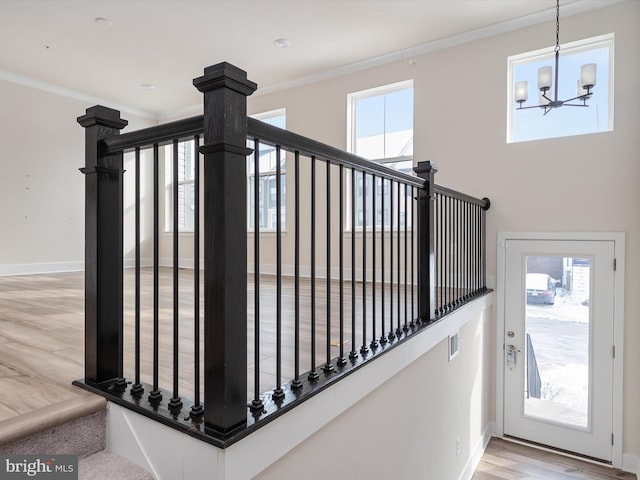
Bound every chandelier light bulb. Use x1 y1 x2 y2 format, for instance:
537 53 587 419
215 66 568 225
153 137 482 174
538 66 553 92
515 81 528 103
581 63 597 88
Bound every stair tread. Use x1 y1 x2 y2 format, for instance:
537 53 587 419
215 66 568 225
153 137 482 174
79 451 155 480
0 390 105 447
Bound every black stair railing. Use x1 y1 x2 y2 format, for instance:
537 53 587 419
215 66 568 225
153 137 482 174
75 62 491 448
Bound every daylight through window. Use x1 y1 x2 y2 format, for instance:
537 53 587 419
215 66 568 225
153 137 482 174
508 33 614 143
248 109 286 231
348 81 413 229
165 139 197 232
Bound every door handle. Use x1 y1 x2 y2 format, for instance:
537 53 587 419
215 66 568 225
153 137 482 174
506 344 522 369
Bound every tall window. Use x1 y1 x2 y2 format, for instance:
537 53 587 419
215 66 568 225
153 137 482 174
165 139 197 232
248 109 286 230
508 33 613 143
348 81 413 229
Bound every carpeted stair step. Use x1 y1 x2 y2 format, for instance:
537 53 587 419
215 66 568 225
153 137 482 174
0 392 154 479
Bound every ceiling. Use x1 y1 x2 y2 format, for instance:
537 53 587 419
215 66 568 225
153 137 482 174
0 0 621 119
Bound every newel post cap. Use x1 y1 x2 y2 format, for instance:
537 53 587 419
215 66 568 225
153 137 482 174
193 62 257 96
414 160 438 177
77 105 128 129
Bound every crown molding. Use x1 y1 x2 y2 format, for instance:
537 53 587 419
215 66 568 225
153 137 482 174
0 68 158 121
0 0 626 123
252 0 626 98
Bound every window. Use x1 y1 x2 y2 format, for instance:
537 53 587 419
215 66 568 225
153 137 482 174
347 81 413 229
165 139 198 232
248 109 286 231
508 33 613 143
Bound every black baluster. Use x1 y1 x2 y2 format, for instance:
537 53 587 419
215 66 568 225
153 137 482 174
191 136 203 419
404 183 409 329
338 165 347 366
388 181 395 341
149 143 162 405
324 161 334 373
251 139 264 407
309 156 320 380
131 147 143 398
274 145 285 398
349 169 358 360
381 179 387 344
360 173 368 356
292 151 303 388
169 140 182 412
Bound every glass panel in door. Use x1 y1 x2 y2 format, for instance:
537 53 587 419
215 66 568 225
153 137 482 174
524 256 590 428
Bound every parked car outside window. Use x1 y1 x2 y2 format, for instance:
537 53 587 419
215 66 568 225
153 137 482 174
526 273 557 305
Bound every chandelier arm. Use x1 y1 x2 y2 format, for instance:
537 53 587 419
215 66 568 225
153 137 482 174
560 103 590 107
562 94 592 103
516 104 548 111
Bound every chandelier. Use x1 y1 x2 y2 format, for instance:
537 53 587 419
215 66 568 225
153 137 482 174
514 0 597 115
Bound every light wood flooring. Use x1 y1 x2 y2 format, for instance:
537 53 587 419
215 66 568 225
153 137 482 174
474 438 636 480
0 269 419 418
1 272 636 479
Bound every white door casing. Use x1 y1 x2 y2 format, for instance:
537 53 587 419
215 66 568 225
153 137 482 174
496 232 624 467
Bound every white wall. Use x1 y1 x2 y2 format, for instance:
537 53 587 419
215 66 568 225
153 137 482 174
246 0 640 462
108 295 494 480
253 302 494 480
0 78 156 274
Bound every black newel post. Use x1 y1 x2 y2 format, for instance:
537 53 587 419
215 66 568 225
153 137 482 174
415 161 437 323
77 106 128 388
193 63 257 435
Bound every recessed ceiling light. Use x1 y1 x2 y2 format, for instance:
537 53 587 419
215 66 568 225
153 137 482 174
274 38 289 48
95 17 112 26
140 84 156 91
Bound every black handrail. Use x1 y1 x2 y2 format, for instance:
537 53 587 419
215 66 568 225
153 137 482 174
103 115 204 154
102 114 423 188
434 184 491 210
248 118 424 188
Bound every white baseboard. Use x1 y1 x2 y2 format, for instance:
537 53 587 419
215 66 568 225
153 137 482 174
0 261 84 276
459 422 496 480
623 452 639 476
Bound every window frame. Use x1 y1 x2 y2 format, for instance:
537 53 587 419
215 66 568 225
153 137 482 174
507 33 614 143
346 80 414 232
248 108 287 232
164 138 198 234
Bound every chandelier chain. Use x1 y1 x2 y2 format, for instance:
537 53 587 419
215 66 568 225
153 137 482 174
555 0 560 52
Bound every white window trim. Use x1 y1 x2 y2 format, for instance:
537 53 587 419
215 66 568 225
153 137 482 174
164 139 198 234
506 33 614 143
347 79 414 162
346 80 414 233
248 108 286 233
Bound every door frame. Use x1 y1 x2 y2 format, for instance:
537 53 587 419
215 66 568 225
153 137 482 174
496 232 625 467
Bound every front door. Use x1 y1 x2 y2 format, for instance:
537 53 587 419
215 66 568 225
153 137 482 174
503 239 615 462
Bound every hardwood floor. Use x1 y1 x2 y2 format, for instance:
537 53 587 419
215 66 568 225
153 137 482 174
1 272 636 479
0 269 418 419
474 438 636 480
